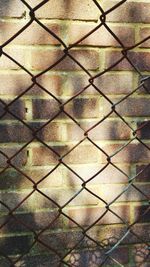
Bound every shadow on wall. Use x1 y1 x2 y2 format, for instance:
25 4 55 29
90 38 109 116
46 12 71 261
0 0 149 266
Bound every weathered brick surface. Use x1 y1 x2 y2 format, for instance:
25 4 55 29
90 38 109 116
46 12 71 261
102 1 150 23
0 73 62 96
134 205 150 223
102 144 150 164
136 165 150 183
99 183 150 203
137 121 150 139
68 205 130 227
0 210 63 233
33 97 100 119
32 144 102 165
0 148 27 167
102 97 150 117
139 27 150 48
66 120 131 141
68 24 135 47
28 0 99 20
125 224 150 244
0 0 25 18
0 48 26 70
64 164 130 185
0 167 63 190
105 51 150 71
0 188 99 212
0 22 61 45
31 49 100 71
63 72 134 95
64 97 100 119
32 99 60 120
0 99 26 120
0 123 32 143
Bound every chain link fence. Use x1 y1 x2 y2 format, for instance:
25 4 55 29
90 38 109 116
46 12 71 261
0 0 150 266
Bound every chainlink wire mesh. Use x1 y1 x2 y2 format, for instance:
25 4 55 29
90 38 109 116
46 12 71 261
0 0 150 266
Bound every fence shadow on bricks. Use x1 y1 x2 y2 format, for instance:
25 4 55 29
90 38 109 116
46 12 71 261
0 0 149 266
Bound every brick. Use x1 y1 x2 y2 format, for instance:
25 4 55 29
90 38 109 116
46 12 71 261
66 120 131 141
0 73 31 95
100 183 150 203
134 205 150 223
33 97 100 119
66 122 84 141
101 143 150 164
64 164 130 186
0 148 27 168
68 205 130 227
136 165 150 183
0 121 64 143
68 23 135 47
0 0 25 18
33 122 64 142
32 99 60 120
63 72 134 95
64 98 100 119
0 169 21 190
32 144 102 165
63 144 102 164
106 51 150 71
88 120 131 140
26 167 63 188
0 235 32 255
141 76 150 94
28 0 99 20
0 73 62 96
102 97 150 117
31 49 100 71
32 146 63 166
0 48 25 70
35 230 84 254
0 210 63 233
0 123 32 143
35 74 62 96
0 191 56 212
33 143 150 167
137 121 150 139
0 99 26 120
0 167 63 190
139 27 150 48
0 21 61 45
0 187 99 212
94 72 134 95
102 1 150 23
124 224 150 244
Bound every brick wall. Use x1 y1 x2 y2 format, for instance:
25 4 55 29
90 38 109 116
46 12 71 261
0 0 149 266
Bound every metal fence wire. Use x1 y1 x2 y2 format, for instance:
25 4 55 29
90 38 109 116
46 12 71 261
0 0 150 266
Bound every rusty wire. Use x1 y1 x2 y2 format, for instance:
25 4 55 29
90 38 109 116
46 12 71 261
0 0 150 266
